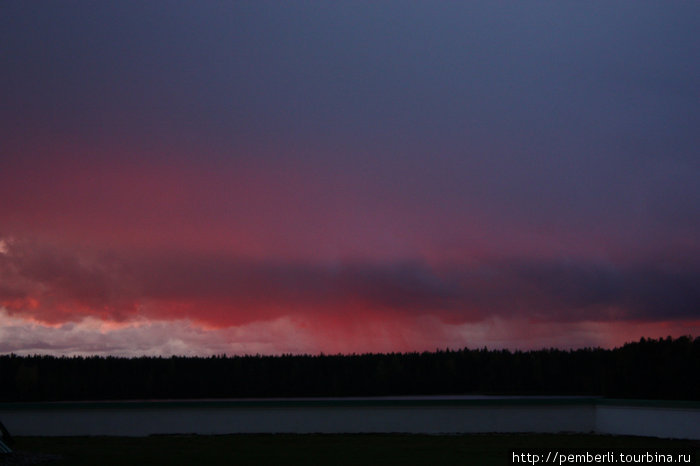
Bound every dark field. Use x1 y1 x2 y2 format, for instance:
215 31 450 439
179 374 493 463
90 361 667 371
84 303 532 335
4 434 699 466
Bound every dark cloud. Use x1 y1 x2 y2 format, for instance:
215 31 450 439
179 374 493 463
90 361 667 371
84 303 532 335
1 240 698 327
470 260 700 321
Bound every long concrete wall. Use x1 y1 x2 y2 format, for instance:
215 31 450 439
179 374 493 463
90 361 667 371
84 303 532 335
596 404 700 440
0 406 594 437
0 398 697 439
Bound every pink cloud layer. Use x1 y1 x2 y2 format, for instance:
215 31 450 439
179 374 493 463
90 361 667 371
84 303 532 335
0 236 697 354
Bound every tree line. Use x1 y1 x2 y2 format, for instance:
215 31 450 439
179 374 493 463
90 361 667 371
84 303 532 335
1 336 698 402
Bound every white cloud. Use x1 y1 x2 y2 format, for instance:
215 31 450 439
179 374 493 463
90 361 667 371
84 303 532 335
0 310 317 357
1 309 697 357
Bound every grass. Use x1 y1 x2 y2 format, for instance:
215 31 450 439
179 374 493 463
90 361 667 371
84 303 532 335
8 434 699 466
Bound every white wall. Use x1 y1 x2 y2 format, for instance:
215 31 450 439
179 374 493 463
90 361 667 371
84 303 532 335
0 405 594 436
1 401 698 439
596 405 700 440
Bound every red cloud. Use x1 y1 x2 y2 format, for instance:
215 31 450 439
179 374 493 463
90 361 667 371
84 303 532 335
1 238 698 333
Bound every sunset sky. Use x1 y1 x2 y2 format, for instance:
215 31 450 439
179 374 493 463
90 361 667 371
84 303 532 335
2 2 699 356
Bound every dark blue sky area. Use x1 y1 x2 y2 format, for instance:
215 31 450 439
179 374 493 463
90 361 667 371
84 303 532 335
4 2 698 245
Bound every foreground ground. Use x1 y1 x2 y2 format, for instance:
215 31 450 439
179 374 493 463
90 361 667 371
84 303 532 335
3 434 699 465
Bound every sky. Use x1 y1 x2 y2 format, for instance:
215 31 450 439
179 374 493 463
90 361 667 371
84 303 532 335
1 1 699 356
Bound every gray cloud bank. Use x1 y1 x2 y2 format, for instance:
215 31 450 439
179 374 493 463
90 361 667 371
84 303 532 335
1 239 697 327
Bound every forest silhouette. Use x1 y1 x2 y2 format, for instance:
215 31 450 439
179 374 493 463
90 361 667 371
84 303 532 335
2 336 698 402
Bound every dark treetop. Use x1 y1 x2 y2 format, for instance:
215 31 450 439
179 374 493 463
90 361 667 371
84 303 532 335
2 336 698 402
